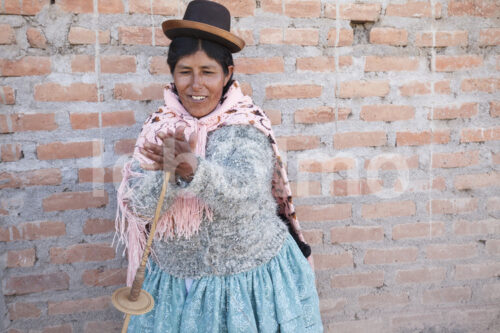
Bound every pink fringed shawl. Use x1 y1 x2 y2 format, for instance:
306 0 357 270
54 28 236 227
114 81 310 286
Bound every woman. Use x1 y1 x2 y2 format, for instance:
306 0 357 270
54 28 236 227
114 1 323 332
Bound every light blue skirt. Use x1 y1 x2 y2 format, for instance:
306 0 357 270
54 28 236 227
127 235 323 332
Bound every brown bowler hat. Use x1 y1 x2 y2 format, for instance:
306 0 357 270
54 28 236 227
162 0 245 53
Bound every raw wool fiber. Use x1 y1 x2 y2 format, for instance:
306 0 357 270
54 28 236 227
1 1 499 332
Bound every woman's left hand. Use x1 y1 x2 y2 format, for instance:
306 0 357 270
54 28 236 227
139 126 198 182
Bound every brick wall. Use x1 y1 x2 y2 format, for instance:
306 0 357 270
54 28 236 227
1 0 499 332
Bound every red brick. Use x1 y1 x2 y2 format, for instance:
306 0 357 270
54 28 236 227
334 131 387 149
84 321 121 333
149 56 170 75
3 272 69 296
0 86 15 104
395 267 446 284
290 181 321 197
364 247 418 264
326 29 354 47
8 302 41 320
2 113 57 133
212 0 255 17
266 84 322 99
486 239 500 255
319 298 346 315
7 248 35 268
423 286 471 304
43 321 76 330
48 296 111 315
392 222 445 240
455 262 500 280
156 27 171 46
34 82 98 102
129 0 177 15
262 0 281 13
295 106 350 123
1 143 23 162
83 218 114 235
331 271 384 288
296 204 352 222
364 154 418 170
299 157 356 173
68 27 110 44
114 83 164 101
0 169 61 189
231 29 254 46
454 219 500 236
101 55 136 73
461 77 500 93
360 104 415 122
448 0 500 17
362 200 416 219
235 57 284 74
426 243 477 260
386 1 442 18
71 55 94 73
432 150 479 168
58 0 93 13
427 198 477 215
490 101 500 117
3 0 49 15
98 0 124 13
394 177 446 193
78 167 122 183
359 292 409 309
365 56 419 72
296 56 351 72
114 138 136 155
329 319 385 333
50 243 114 264
479 283 500 300
240 82 252 96
331 178 383 196
118 26 152 45
479 28 500 46
0 221 65 242
487 197 500 211
276 135 319 151
370 28 408 46
330 226 383 243
69 112 98 129
313 252 353 270
0 24 16 44
37 141 102 160
396 130 451 146
43 191 109 212
26 27 47 48
284 28 319 46
454 172 500 190
415 31 468 47
0 56 50 76
301 229 323 245
324 3 381 22
399 80 451 96
337 80 390 98
260 28 282 44
264 109 281 125
103 110 135 127
284 0 321 18
82 267 127 286
431 102 478 120
435 55 483 72
460 127 500 142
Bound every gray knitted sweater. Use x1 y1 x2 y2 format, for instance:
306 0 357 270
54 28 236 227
128 125 289 279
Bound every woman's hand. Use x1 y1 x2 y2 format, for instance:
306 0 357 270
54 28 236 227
139 126 198 182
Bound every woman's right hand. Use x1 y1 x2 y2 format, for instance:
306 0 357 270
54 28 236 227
139 126 198 182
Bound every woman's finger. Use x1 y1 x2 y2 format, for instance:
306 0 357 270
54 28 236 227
188 131 197 151
174 126 186 141
143 140 163 155
139 147 163 164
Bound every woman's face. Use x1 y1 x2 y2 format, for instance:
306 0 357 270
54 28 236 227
173 50 233 118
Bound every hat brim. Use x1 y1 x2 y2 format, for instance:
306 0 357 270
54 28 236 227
162 20 245 53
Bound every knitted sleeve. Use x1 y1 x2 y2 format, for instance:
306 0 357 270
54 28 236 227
180 124 276 214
